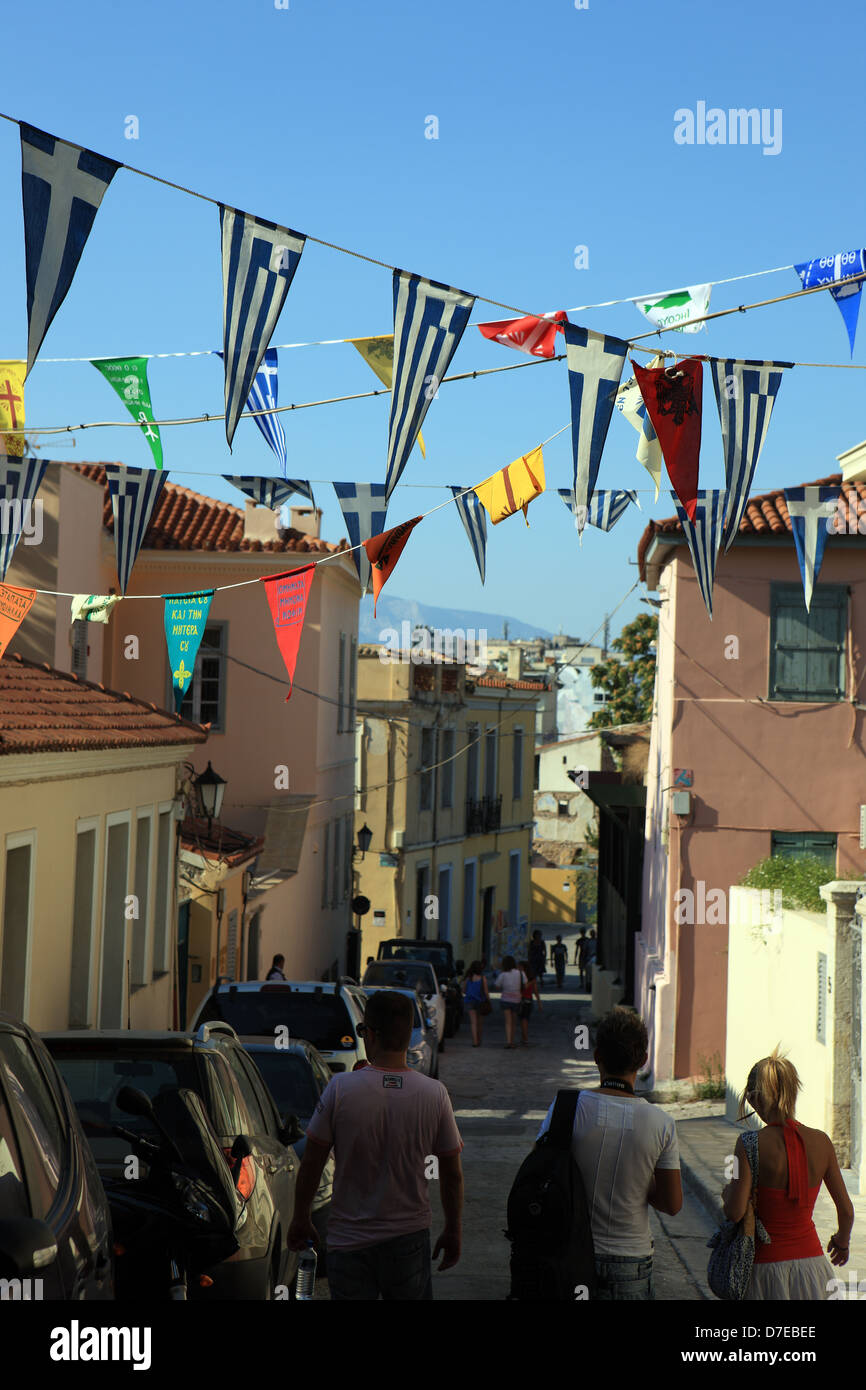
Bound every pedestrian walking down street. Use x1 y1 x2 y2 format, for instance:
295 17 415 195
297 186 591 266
528 929 546 990
537 1007 682 1299
517 960 541 1045
551 935 568 990
266 954 286 981
583 930 597 992
463 960 490 1046
575 930 587 990
288 991 464 1300
722 1048 854 1300
495 955 527 1049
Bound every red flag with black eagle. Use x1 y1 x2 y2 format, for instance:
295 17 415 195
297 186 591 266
632 357 702 521
364 516 424 616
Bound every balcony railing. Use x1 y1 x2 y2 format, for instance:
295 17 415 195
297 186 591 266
465 794 502 835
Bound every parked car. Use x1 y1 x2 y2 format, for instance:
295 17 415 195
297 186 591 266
361 961 446 1047
239 1038 334 1261
376 940 464 1036
191 981 368 1075
42 1024 301 1300
361 987 439 1078
0 1012 113 1300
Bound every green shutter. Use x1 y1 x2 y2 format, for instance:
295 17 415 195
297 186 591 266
770 584 845 700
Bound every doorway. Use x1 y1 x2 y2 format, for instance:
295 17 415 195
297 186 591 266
481 886 495 963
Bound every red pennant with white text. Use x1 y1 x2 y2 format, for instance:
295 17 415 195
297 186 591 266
632 357 702 521
261 564 316 700
365 517 423 616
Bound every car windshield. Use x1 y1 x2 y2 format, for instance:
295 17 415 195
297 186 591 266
247 1052 320 1120
207 990 357 1052
380 944 451 973
362 963 436 993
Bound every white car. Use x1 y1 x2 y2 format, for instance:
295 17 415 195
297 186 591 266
190 979 368 1074
361 961 446 1049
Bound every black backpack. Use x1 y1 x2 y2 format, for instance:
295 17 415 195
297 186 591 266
505 1089 597 1300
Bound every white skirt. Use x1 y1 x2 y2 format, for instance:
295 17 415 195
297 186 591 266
745 1255 835 1301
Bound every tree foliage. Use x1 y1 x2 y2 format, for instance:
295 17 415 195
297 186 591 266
587 613 657 730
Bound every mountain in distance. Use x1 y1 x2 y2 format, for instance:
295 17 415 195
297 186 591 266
358 594 552 644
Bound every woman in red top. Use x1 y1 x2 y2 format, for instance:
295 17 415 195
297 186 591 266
722 1048 854 1299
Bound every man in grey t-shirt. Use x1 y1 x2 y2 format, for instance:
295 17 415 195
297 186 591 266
537 1006 682 1299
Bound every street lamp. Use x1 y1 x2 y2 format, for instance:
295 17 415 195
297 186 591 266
355 824 373 860
194 761 227 834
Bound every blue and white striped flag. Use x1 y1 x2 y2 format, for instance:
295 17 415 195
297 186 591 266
564 324 629 530
385 273 475 502
223 476 315 511
710 358 791 553
104 465 168 595
671 489 726 619
333 482 388 595
558 487 639 533
450 486 487 584
0 455 47 579
215 347 288 472
784 486 839 612
219 207 306 449
20 124 120 376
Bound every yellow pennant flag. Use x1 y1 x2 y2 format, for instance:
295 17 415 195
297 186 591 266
0 361 26 456
474 446 545 526
347 335 426 457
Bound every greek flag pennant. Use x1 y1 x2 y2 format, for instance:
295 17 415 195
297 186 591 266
20 124 120 376
219 208 306 449
223 476 314 511
671 490 726 619
104 465 168 595
784 486 839 612
563 324 629 530
0 455 47 579
710 359 792 552
795 251 866 357
450 487 487 583
333 482 388 596
214 347 288 473
385 273 475 502
558 488 638 534
163 590 214 714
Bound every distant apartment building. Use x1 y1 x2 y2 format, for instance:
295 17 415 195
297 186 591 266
6 461 362 1014
353 647 542 967
637 470 866 1083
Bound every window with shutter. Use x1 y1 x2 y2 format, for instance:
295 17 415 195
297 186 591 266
348 636 357 728
770 831 837 869
337 634 346 733
70 620 88 679
419 727 434 812
769 584 846 701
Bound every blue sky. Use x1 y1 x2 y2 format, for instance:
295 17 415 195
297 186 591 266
1 0 864 643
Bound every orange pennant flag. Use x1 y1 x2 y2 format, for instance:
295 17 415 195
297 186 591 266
0 583 36 660
364 516 423 616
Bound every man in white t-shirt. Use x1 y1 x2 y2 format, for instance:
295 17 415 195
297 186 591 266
288 989 464 1299
537 1006 682 1299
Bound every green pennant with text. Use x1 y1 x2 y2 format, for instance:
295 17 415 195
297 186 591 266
91 356 163 470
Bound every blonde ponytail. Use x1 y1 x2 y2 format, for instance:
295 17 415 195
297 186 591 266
738 1045 801 1122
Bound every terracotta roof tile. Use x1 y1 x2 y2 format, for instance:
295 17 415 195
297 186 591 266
0 654 208 755
180 816 263 868
474 672 547 691
637 471 854 580
71 464 348 556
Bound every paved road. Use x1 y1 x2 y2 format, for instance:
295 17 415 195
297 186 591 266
432 966 716 1302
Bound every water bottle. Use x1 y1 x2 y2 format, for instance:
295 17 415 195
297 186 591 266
295 1240 317 1300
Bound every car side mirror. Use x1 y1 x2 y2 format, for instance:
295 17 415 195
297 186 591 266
116 1085 155 1119
0 1218 58 1276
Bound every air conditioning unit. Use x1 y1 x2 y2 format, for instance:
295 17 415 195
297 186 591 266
392 830 404 849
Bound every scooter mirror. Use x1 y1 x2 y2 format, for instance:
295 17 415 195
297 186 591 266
230 1134 252 1163
116 1085 155 1119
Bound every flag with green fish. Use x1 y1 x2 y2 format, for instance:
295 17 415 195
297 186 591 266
633 284 711 334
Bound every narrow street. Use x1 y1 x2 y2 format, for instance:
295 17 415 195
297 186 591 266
431 965 716 1302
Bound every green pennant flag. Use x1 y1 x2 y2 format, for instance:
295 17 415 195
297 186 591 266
91 356 163 469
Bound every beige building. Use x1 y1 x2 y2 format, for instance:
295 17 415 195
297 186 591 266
0 655 206 1031
353 648 543 967
6 461 361 1012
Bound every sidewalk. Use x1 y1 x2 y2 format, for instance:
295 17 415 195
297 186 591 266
673 1107 866 1291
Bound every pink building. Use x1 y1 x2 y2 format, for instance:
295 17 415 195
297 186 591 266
6 462 361 1009
636 472 865 1082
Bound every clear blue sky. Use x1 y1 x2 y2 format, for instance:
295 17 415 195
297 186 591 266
1 0 863 643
